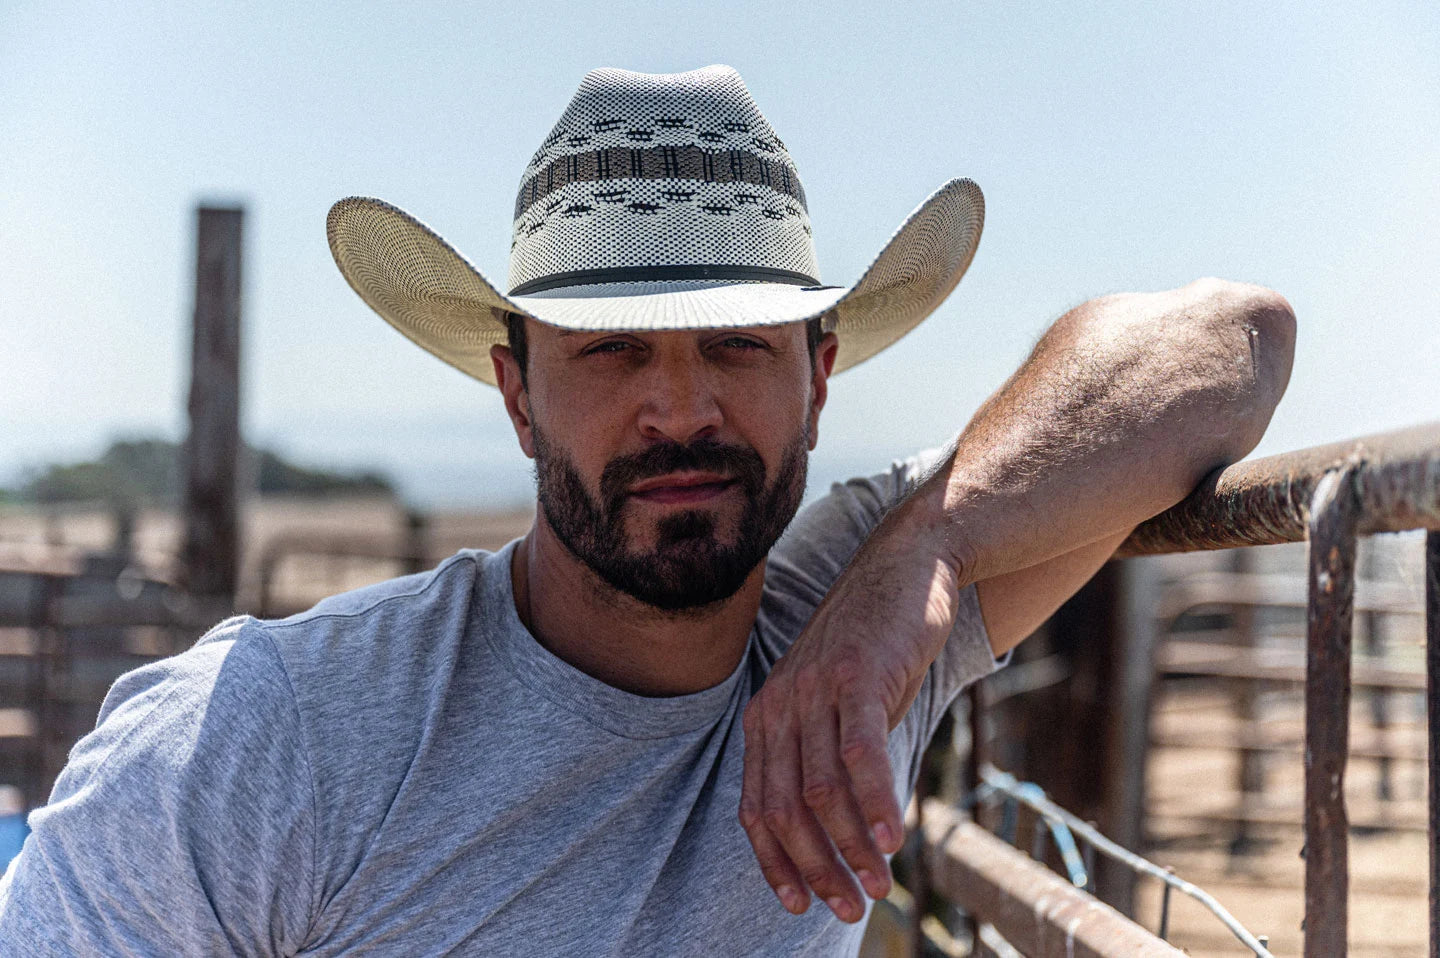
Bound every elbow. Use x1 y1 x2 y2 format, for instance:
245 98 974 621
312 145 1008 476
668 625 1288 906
1185 278 1297 460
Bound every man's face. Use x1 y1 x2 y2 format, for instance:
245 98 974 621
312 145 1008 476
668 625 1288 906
494 319 837 611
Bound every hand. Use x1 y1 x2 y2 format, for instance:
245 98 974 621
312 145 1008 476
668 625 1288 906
738 511 965 922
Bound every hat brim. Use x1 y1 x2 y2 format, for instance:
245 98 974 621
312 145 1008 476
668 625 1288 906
326 178 983 387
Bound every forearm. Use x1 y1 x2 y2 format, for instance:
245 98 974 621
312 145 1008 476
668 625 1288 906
896 278 1296 584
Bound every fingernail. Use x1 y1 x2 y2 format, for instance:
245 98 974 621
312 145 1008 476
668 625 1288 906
777 885 800 912
826 896 851 920
872 821 894 849
857 869 882 898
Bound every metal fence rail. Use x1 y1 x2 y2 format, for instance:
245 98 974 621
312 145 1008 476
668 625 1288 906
1116 422 1440 958
920 799 1186 958
1118 423 1440 554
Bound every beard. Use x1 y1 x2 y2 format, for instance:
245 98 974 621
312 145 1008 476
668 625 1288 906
531 425 809 612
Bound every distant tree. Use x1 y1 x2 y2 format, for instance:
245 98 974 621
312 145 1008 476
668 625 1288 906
105 439 180 501
18 437 396 504
21 460 139 506
255 450 393 497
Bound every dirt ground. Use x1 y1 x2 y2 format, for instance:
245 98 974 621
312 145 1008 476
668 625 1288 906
1141 684 1428 957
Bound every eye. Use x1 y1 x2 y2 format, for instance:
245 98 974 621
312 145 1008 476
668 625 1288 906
718 335 767 351
582 338 638 356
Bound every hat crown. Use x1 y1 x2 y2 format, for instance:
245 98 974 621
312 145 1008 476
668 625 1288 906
507 65 820 295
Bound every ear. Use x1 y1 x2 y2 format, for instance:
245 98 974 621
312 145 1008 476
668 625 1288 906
806 332 839 451
491 343 536 459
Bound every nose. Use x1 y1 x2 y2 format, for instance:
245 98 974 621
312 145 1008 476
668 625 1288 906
635 350 724 445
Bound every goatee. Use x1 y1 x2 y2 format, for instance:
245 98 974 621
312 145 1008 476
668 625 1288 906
531 427 808 611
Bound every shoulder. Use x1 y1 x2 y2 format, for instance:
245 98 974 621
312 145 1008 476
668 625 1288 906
255 548 495 697
56 612 310 829
83 614 299 778
266 547 489 631
254 546 506 776
2 618 316 953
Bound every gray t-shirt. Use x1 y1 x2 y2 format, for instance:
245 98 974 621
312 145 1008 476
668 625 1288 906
0 454 1002 956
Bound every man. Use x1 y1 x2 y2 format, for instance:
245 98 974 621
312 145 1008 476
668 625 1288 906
0 66 1294 955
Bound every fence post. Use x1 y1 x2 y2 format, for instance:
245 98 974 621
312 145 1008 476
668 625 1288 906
1303 467 1360 957
178 206 244 615
1097 556 1160 913
1425 531 1438 958
1231 548 1265 855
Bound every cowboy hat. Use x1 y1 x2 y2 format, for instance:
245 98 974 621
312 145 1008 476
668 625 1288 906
326 64 983 386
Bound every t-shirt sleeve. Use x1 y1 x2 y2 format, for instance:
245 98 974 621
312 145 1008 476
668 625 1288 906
757 446 1007 779
0 618 316 957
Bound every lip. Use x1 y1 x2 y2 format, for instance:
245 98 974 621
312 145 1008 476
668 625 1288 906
628 471 737 505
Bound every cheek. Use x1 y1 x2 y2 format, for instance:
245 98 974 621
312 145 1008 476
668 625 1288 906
531 385 625 464
734 379 813 446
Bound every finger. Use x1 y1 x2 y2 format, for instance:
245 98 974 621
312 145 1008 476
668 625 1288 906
740 705 808 914
800 697 890 901
837 691 903 856
762 713 865 922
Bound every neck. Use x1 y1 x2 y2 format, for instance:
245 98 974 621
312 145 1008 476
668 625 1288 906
510 516 764 696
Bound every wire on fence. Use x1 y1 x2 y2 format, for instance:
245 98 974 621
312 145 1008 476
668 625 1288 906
970 764 1275 958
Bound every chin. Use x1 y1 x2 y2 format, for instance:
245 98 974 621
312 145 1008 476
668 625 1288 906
626 508 742 552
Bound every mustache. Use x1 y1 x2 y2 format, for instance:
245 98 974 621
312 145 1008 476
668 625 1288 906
599 438 767 508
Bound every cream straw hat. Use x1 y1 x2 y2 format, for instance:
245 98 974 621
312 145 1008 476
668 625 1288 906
327 64 983 386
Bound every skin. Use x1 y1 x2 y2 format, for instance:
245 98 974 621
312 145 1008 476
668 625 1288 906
492 276 1297 924
494 320 828 696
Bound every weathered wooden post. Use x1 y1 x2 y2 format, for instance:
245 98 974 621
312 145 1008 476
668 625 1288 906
991 556 1158 917
1230 547 1265 856
178 206 244 617
1425 531 1438 958
1099 555 1161 912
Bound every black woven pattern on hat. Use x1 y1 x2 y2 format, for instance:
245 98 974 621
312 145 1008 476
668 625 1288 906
506 177 816 290
522 67 793 175
513 143 806 221
510 181 809 251
505 66 820 293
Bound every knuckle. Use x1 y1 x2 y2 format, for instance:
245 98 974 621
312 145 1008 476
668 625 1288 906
1189 278 1294 327
763 802 799 834
792 662 823 696
799 865 838 891
828 655 866 691
838 738 880 769
833 835 874 865
801 778 843 811
737 801 763 831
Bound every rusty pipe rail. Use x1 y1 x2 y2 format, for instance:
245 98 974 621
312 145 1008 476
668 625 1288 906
1117 422 1440 556
1111 423 1440 958
920 800 1186 958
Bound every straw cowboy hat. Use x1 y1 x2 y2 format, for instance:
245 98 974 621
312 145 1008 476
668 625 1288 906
326 64 984 386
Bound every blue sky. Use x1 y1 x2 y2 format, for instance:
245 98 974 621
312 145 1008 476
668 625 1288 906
2 0 1437 506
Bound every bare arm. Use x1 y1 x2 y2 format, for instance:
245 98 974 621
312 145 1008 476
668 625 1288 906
916 277 1294 600
940 278 1296 651
738 278 1296 921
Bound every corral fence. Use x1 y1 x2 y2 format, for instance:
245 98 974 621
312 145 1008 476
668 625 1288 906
911 423 1438 956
